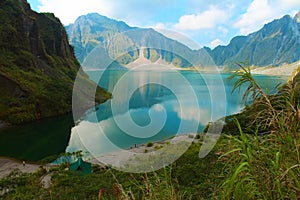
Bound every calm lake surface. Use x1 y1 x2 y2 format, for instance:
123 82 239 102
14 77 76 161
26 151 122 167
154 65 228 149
65 70 287 157
0 70 288 161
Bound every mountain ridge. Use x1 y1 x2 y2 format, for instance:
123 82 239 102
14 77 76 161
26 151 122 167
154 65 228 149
66 13 215 70
66 13 133 63
67 12 300 71
205 12 300 70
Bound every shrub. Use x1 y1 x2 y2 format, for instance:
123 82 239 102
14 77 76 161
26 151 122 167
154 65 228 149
146 142 153 147
219 63 300 199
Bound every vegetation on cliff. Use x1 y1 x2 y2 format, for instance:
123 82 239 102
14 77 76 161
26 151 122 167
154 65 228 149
0 1 299 198
1 66 299 199
0 0 110 124
68 12 300 70
205 12 300 69
218 65 300 199
66 13 212 70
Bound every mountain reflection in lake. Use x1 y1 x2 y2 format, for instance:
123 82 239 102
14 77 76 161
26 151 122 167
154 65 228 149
66 70 286 156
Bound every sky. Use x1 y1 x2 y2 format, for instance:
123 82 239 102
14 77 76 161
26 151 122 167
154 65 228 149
27 0 300 49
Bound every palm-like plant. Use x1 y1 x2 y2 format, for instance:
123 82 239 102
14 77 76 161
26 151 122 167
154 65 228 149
220 63 300 199
229 63 299 135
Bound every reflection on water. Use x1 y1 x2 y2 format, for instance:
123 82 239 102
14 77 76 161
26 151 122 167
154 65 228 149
67 70 287 156
0 70 287 162
0 114 74 161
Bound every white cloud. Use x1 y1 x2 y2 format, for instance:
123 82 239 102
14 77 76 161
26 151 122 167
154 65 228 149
210 39 222 48
233 0 274 35
277 0 300 18
153 23 167 30
37 0 182 26
38 0 113 25
234 0 300 35
173 105 211 125
174 6 229 30
278 0 300 8
35 0 300 49
218 26 228 35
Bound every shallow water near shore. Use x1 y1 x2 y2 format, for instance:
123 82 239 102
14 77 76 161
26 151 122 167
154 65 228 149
0 70 288 161
66 70 287 157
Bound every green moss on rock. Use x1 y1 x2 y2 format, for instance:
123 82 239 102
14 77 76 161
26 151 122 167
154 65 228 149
0 0 110 124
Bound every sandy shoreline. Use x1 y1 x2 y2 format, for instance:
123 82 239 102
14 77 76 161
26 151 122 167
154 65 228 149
0 134 198 178
89 134 198 169
251 61 300 76
1 62 298 176
86 64 299 76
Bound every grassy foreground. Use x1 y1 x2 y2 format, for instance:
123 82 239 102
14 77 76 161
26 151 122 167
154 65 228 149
0 66 299 199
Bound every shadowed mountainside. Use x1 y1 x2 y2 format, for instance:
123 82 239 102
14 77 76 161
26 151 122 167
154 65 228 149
205 12 300 70
67 12 300 71
0 0 110 124
66 13 215 70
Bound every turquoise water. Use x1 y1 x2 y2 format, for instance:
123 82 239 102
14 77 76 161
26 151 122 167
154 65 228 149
66 70 287 156
0 70 288 161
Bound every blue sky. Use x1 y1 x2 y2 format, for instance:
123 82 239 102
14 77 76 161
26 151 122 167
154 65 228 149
27 0 300 49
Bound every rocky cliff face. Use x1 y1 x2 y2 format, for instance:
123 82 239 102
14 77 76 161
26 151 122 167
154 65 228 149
206 12 300 70
66 13 214 70
67 12 300 71
66 13 133 63
0 0 110 124
1 0 74 67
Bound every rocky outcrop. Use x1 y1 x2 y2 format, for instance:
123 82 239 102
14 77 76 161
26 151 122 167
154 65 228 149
206 12 300 70
67 12 300 71
0 0 110 124
66 13 214 70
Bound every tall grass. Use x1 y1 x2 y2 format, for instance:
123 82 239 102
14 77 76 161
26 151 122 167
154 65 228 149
107 167 189 200
220 64 300 199
1 63 299 200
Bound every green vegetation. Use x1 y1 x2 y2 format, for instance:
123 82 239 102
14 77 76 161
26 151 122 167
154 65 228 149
143 48 160 63
219 120 300 199
218 64 300 199
7 1 300 198
1 63 299 199
0 58 298 200
224 63 299 135
146 142 153 147
0 138 225 199
0 0 110 124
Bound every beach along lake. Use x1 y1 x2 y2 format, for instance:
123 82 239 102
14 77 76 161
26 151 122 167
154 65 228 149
0 70 288 161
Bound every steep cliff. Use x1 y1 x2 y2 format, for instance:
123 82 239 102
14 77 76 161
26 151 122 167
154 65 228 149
67 12 300 71
66 13 133 63
66 13 214 70
0 0 110 124
206 12 300 70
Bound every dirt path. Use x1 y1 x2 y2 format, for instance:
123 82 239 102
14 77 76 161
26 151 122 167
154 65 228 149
0 157 42 179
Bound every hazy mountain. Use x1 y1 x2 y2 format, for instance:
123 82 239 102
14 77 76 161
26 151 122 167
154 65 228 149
67 12 300 71
0 0 110 124
66 13 214 70
206 12 300 70
66 13 133 63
